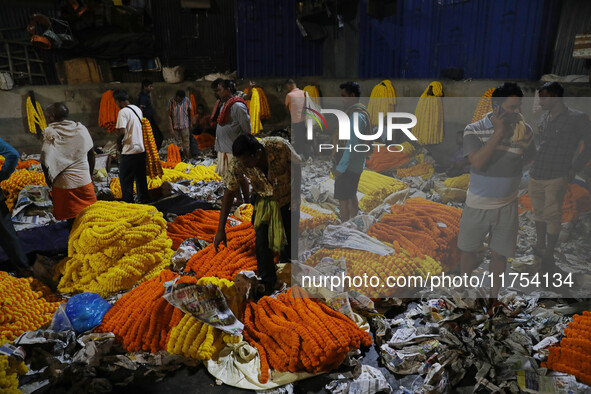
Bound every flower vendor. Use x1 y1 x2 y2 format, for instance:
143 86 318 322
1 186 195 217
137 79 163 150
529 82 591 273
0 138 30 275
214 134 301 296
211 79 251 204
458 82 536 300
167 89 194 160
113 89 150 204
333 81 371 222
285 79 311 159
41 102 96 229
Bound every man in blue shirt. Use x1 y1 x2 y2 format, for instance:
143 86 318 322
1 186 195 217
334 82 370 222
0 138 31 274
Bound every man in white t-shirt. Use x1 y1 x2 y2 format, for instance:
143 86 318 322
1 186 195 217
113 89 149 203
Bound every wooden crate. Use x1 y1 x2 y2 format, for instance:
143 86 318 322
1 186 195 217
56 57 103 84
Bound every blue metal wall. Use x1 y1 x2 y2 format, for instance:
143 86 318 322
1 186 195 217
235 0 323 78
359 0 562 79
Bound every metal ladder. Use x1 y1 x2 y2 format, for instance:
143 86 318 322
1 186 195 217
0 28 48 85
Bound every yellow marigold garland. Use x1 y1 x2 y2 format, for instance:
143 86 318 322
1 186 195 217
55 201 173 297
300 204 338 232
0 169 46 211
25 96 47 134
0 337 27 394
367 80 396 127
413 81 444 145
357 170 408 212
444 173 470 190
303 85 321 106
471 88 495 123
249 88 262 135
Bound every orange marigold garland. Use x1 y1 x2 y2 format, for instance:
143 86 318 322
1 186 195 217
162 144 181 169
243 287 372 383
519 184 591 223
98 90 120 133
142 118 163 178
195 133 215 150
472 88 495 123
166 209 223 249
16 159 40 170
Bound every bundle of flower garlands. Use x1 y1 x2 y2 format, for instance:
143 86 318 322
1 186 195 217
300 204 338 232
16 159 40 170
142 118 163 178
26 94 47 135
519 183 591 224
368 197 462 271
243 87 271 120
413 81 444 145
303 85 321 106
357 170 408 212
472 88 495 123
55 201 173 297
306 248 442 298
166 209 222 249
365 141 415 172
98 90 120 133
195 133 215 150
0 338 28 394
443 173 470 190
0 169 46 211
396 162 435 179
244 287 372 384
249 87 263 135
543 311 591 385
0 272 61 342
162 144 181 169
367 80 396 127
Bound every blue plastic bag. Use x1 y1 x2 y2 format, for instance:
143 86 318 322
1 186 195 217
63 293 112 334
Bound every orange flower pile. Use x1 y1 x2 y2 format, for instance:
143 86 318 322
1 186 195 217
366 147 411 173
519 184 591 223
243 287 372 383
300 204 338 232
472 88 494 123
244 87 271 120
0 169 46 211
16 159 40 169
96 270 185 353
543 311 591 385
305 248 442 298
190 94 198 116
98 90 120 133
0 271 62 342
142 118 163 178
396 162 434 179
194 133 215 149
166 209 222 249
162 144 181 169
368 197 462 271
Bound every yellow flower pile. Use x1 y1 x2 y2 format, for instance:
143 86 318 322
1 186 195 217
0 338 27 394
0 169 46 211
166 277 241 360
444 173 470 190
0 272 61 343
234 203 254 223
396 162 435 179
357 170 408 212
56 201 173 297
472 88 494 123
110 163 220 199
26 96 47 134
367 80 396 127
249 88 263 135
303 85 321 106
413 81 444 145
300 204 338 232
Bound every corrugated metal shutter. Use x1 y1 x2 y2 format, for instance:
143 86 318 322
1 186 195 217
552 0 591 76
235 0 323 78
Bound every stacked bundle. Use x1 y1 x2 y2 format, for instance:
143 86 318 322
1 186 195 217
249 88 263 135
356 170 408 212
396 162 434 179
543 311 591 385
444 173 470 190
300 204 338 232
367 80 396 126
56 201 173 297
98 90 120 133
243 287 372 383
166 209 222 249
472 88 495 123
306 248 442 298
368 198 462 271
365 142 415 172
162 144 181 169
195 133 215 149
142 118 163 178
303 85 321 106
0 272 62 342
519 184 591 223
0 169 46 211
244 87 271 120
413 81 444 145
25 94 47 134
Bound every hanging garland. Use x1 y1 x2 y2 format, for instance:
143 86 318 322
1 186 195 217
413 81 444 145
98 90 120 133
367 80 397 127
25 92 47 134
303 85 321 106
142 118 163 178
249 88 262 135
471 88 495 123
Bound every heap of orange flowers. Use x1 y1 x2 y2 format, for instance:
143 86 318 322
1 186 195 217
396 162 434 179
0 169 46 211
243 287 372 383
519 184 591 223
16 159 40 169
142 118 163 178
98 90 120 133
244 87 271 120
368 197 462 271
195 133 215 150
366 142 415 173
543 311 591 385
166 209 222 249
472 88 495 123
162 144 181 169
96 270 185 353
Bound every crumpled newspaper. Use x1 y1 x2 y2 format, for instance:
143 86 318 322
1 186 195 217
12 185 56 230
326 365 392 394
322 225 395 256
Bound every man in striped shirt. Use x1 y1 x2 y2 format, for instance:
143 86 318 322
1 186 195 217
458 82 536 300
168 90 194 160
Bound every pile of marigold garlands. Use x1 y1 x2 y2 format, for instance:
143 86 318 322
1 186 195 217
0 169 46 211
0 338 28 394
55 201 173 297
357 170 407 212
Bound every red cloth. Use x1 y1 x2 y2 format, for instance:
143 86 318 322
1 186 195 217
52 183 97 220
217 97 247 126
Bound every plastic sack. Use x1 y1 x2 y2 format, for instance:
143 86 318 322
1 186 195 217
52 293 112 334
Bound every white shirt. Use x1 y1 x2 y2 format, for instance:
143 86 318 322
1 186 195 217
116 105 145 155
53 158 92 189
